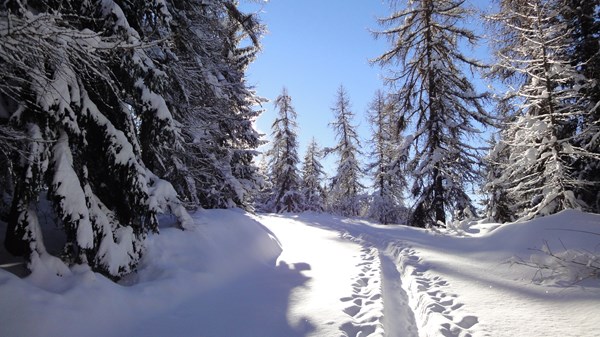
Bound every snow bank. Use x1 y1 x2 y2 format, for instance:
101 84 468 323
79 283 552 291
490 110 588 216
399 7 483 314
132 209 282 284
384 210 600 337
0 209 282 337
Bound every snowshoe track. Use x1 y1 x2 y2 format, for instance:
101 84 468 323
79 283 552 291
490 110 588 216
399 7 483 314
339 243 385 337
386 241 490 337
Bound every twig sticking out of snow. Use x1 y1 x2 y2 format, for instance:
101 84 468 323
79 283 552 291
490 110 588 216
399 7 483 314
510 240 600 285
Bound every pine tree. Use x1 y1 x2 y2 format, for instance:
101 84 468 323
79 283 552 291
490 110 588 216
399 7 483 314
301 138 326 212
488 0 598 220
374 0 492 227
327 85 365 217
265 88 303 213
366 90 407 224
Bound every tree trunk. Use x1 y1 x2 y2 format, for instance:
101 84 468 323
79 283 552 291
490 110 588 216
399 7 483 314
433 165 446 226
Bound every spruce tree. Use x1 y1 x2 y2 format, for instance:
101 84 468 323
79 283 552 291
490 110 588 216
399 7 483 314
374 0 492 227
327 85 365 217
0 0 190 279
301 138 326 212
265 88 303 213
161 0 264 209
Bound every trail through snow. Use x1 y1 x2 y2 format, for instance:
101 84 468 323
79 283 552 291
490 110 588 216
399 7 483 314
257 213 486 337
257 214 410 336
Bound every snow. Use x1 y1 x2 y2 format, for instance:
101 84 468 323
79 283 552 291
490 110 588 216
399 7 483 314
253 214 386 336
50 130 93 249
1 209 600 337
135 79 174 121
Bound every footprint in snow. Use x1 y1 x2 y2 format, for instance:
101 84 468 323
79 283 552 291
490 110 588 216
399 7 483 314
338 243 384 337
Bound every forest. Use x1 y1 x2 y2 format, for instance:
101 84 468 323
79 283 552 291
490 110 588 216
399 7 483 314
0 0 599 282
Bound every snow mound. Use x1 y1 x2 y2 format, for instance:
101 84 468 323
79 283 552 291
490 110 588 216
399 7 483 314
132 209 282 284
391 210 600 337
0 209 282 337
486 210 600 285
482 209 600 255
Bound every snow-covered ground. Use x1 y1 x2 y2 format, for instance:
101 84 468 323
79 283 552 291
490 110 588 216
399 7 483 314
1 209 599 336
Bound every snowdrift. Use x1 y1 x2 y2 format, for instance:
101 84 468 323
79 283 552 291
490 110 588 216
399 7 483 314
0 209 282 337
382 210 600 337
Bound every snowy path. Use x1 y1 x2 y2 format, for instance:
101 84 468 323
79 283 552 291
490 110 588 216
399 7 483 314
276 213 486 337
257 214 418 337
258 215 385 336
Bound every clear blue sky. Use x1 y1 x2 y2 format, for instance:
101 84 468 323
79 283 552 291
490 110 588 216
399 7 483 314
241 0 493 180
241 0 389 177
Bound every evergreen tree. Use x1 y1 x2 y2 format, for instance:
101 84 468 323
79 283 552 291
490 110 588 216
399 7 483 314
327 85 365 217
366 90 407 224
161 0 265 209
0 0 190 279
482 134 515 222
563 0 600 211
254 155 273 210
265 88 303 213
488 0 598 220
374 0 492 227
301 138 326 212
0 123 22 219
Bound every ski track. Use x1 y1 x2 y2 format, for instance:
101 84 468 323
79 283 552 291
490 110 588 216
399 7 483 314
304 216 487 337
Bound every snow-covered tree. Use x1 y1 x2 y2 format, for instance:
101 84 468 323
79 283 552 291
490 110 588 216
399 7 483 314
265 88 303 213
487 0 599 220
327 85 365 217
374 0 492 227
0 122 22 219
366 90 407 224
0 0 191 279
254 155 273 210
301 138 326 212
482 134 516 222
160 0 265 209
563 0 600 211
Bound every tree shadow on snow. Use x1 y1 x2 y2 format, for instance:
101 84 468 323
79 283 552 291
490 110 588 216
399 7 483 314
129 260 316 337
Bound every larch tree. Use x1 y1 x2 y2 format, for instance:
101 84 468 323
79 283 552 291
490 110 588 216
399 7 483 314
374 0 492 227
301 137 326 212
265 88 303 213
327 85 365 217
487 0 599 220
366 90 407 224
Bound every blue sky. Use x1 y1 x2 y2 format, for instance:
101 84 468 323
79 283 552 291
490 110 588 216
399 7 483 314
241 0 493 179
241 0 389 176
